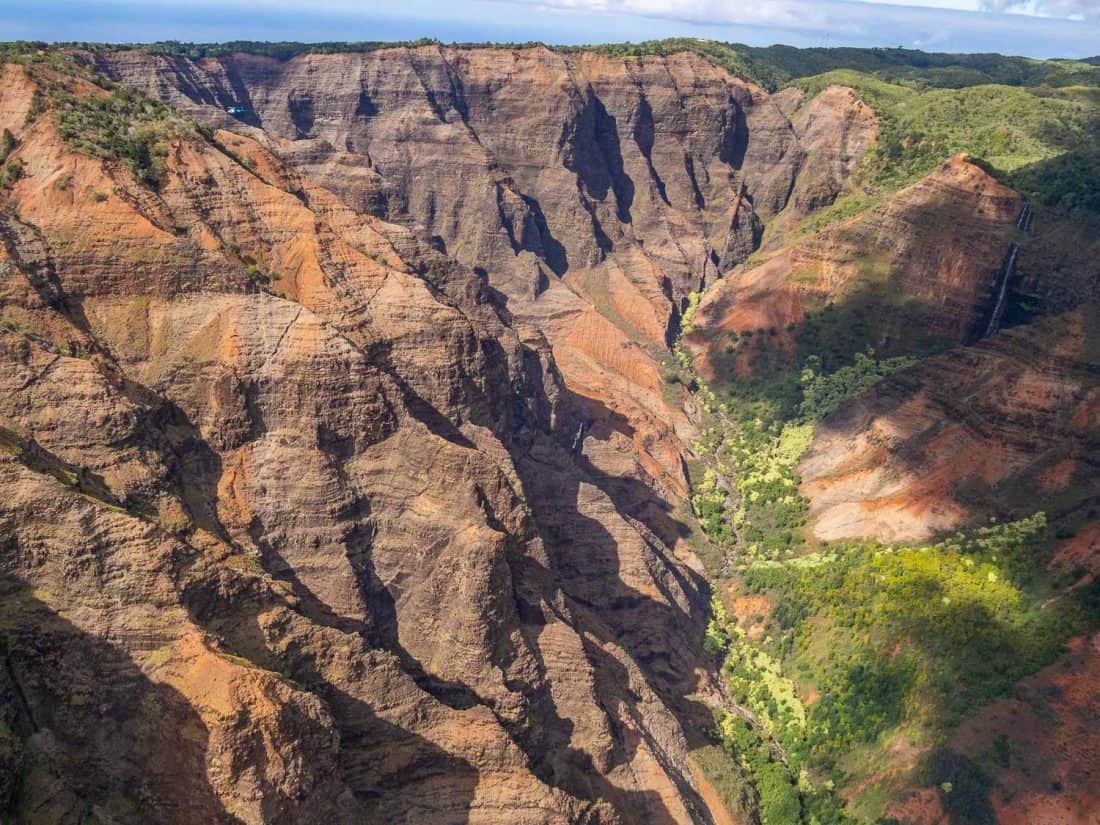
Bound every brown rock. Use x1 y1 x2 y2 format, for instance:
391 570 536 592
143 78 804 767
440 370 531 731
0 60 726 825
96 45 875 502
799 308 1100 542
686 155 1022 382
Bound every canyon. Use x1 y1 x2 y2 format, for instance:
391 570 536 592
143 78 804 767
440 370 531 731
0 40 1096 825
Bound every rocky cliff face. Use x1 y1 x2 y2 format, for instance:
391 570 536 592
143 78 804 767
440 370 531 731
94 45 876 503
0 60 724 825
799 307 1100 542
769 84 878 218
685 155 1022 382
5 41 1094 825
96 46 803 301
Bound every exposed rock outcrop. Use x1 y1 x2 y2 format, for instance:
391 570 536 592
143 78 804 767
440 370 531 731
799 307 1100 542
8 40 1092 825
685 155 1022 382
771 84 878 217
95 44 876 502
0 62 723 824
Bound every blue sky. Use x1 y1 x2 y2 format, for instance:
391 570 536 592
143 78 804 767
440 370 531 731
2 0 1099 58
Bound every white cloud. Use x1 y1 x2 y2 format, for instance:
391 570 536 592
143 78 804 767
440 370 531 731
492 0 1100 56
980 0 1100 18
515 0 1099 22
8 0 1099 58
502 0 880 34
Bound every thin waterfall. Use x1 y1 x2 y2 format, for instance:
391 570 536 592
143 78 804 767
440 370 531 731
1016 203 1032 231
984 243 1018 338
571 421 587 453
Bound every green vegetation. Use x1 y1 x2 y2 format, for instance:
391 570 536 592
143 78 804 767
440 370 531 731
0 128 15 160
721 410 812 562
685 343 919 561
792 69 1100 206
245 264 271 285
0 160 22 189
704 591 733 655
1009 147 1100 212
789 191 882 239
0 41 116 90
705 513 1098 821
688 313 1100 818
0 119 21 188
680 290 702 335
689 744 758 825
679 272 1097 816
1 44 207 190
712 291 947 427
54 86 180 187
750 515 1092 763
798 351 916 422
692 468 732 543
735 44 1100 92
0 127 20 187
716 710 857 825
680 271 1093 821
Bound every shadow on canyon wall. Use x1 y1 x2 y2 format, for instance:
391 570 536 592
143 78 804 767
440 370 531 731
0 577 241 824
